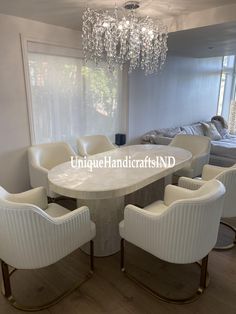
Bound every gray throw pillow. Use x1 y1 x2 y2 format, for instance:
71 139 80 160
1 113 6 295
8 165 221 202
162 127 182 138
182 123 204 136
201 122 221 140
212 120 229 138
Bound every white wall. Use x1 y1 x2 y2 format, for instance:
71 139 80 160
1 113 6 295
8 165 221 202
0 14 82 192
128 55 222 143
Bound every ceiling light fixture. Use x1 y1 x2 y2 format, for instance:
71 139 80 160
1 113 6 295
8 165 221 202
82 1 168 75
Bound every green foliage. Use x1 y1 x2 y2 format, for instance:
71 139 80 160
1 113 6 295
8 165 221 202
81 64 118 116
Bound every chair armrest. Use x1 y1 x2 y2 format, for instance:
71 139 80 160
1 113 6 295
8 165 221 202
29 163 48 183
29 163 50 193
15 205 95 269
178 177 207 190
125 204 158 218
48 206 94 253
7 187 48 210
191 153 210 177
202 164 226 181
52 206 91 223
164 184 196 206
122 204 163 242
122 204 176 260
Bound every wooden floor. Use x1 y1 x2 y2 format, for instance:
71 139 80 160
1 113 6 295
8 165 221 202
0 207 235 314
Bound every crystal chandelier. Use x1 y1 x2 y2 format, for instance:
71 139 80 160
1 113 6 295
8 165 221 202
82 1 168 75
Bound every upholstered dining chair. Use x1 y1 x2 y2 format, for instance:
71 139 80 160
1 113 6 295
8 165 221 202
0 186 95 311
77 135 116 157
119 180 225 304
169 134 211 178
179 164 236 250
28 142 76 198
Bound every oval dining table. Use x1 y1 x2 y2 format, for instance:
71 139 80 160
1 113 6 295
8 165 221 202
48 145 192 257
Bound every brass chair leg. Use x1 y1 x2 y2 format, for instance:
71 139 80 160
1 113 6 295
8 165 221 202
198 255 208 293
1 243 94 312
90 240 94 272
214 221 236 250
120 239 210 304
1 260 12 299
121 239 125 271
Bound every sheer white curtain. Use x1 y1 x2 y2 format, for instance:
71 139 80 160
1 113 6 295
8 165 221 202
217 55 236 131
27 42 124 147
229 101 236 134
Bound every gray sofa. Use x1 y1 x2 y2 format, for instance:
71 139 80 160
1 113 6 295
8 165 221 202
142 119 236 167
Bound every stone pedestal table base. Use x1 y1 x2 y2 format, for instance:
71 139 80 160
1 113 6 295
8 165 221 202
77 197 124 257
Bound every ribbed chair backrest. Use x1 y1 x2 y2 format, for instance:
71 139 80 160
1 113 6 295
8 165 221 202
212 166 236 218
0 187 89 269
0 186 53 269
77 135 115 156
170 134 211 156
28 142 75 170
160 181 225 263
124 180 225 264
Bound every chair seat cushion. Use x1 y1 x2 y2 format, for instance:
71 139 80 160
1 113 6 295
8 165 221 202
144 200 168 214
45 203 71 217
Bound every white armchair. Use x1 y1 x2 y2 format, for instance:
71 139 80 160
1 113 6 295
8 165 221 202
119 180 225 303
28 142 76 198
179 164 236 249
169 135 211 178
77 135 116 157
0 186 95 311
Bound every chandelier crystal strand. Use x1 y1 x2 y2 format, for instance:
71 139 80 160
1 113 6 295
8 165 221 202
82 3 168 75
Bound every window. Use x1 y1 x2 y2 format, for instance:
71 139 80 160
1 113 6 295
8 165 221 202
217 55 236 133
228 102 236 134
26 41 125 146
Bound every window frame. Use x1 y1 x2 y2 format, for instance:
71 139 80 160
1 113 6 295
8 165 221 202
216 55 236 118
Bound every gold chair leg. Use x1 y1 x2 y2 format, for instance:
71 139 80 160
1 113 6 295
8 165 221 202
1 245 94 312
214 221 236 250
198 255 208 293
90 240 94 272
120 239 210 304
121 239 125 272
1 260 12 299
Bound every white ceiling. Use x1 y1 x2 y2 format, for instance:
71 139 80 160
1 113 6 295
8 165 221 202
1 0 236 58
0 0 235 30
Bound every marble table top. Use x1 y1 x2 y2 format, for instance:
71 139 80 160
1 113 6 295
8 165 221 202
48 145 192 200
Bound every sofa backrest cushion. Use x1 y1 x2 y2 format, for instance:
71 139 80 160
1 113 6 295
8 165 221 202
181 123 204 136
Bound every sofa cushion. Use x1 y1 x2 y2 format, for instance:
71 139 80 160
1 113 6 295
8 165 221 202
161 127 183 138
142 130 159 143
182 123 204 136
142 127 182 143
152 135 173 145
212 119 229 138
201 122 221 140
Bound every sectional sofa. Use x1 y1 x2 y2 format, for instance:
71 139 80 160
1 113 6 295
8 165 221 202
142 118 236 167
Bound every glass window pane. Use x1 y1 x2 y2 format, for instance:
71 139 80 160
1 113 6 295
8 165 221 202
27 48 123 146
217 73 226 115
